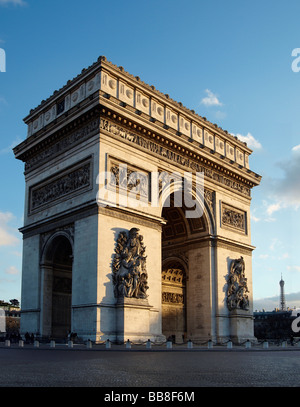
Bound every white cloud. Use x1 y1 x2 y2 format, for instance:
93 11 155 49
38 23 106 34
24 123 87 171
251 214 260 222
265 147 300 211
5 266 19 275
269 238 281 251
0 228 18 246
0 137 23 155
259 254 269 259
292 144 300 152
259 146 300 215
280 253 290 260
201 89 222 107
253 292 300 311
0 212 19 247
265 217 276 223
214 110 227 120
266 202 281 216
233 132 262 150
0 0 27 6
287 265 300 272
10 250 22 257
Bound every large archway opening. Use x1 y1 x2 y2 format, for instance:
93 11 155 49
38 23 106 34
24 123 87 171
41 234 73 340
161 191 208 343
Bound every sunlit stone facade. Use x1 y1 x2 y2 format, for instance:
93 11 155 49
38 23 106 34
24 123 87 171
14 57 261 343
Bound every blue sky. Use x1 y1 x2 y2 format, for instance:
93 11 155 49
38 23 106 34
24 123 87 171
0 0 299 310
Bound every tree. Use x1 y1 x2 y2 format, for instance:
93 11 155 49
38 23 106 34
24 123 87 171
9 299 20 307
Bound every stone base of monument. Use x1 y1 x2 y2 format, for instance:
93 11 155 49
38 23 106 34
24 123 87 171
116 297 164 343
229 309 257 344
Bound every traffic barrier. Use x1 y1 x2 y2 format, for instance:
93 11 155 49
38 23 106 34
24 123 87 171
263 341 269 349
11 336 300 351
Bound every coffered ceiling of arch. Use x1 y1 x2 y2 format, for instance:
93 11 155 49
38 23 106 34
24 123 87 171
162 204 206 242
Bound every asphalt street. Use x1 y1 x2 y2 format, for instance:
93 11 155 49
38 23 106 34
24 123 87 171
0 345 299 388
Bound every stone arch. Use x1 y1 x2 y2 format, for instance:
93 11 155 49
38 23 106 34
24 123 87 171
160 182 215 342
161 258 187 343
158 176 215 236
41 230 74 266
40 232 73 339
162 256 188 278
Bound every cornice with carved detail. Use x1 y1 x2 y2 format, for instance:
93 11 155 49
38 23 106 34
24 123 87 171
99 112 258 198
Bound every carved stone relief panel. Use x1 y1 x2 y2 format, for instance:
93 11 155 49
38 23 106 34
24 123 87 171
108 157 150 202
29 158 92 213
221 202 247 234
227 257 250 311
112 228 148 300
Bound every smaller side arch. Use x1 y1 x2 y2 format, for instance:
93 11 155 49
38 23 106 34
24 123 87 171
39 231 73 340
162 257 188 279
41 230 74 266
161 257 188 343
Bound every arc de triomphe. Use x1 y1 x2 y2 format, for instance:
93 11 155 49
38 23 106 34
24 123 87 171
14 56 261 344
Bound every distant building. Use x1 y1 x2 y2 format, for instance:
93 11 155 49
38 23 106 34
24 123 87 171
254 275 300 341
5 307 21 334
0 309 5 334
254 309 299 340
0 303 21 336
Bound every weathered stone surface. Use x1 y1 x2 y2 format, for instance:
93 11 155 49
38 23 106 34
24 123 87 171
14 57 261 343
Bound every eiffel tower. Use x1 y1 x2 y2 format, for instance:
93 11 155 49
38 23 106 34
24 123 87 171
279 274 286 311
